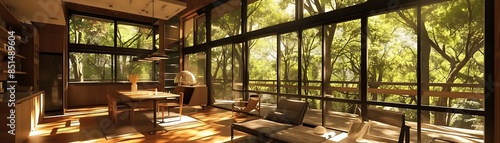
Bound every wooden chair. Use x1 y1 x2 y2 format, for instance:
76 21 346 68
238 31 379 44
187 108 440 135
232 94 260 117
156 87 194 122
365 107 411 143
157 92 184 122
106 94 134 125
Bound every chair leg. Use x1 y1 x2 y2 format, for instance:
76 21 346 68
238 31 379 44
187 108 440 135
130 110 134 125
231 125 234 140
161 106 165 122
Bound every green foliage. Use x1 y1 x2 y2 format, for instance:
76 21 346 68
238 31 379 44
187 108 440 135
69 15 155 82
207 0 484 131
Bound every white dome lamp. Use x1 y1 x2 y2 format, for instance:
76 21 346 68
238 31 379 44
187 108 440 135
174 71 197 86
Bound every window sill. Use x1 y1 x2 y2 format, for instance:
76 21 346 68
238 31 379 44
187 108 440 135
68 81 159 84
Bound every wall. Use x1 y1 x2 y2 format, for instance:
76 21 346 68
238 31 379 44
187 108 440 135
35 23 65 53
67 82 158 108
495 0 499 142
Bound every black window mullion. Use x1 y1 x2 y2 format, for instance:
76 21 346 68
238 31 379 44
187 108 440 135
277 34 281 101
206 9 212 105
360 17 368 121
416 6 422 143
298 29 302 97
321 25 326 126
113 20 118 82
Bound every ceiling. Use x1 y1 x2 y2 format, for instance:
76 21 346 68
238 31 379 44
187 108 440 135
0 0 186 26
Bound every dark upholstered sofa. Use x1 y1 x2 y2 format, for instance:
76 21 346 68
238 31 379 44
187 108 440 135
231 99 309 142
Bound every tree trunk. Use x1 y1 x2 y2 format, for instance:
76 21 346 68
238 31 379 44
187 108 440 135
421 24 431 123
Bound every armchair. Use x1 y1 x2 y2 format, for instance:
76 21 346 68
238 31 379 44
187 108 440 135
232 94 260 117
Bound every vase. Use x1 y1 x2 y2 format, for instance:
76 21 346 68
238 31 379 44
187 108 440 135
131 83 137 92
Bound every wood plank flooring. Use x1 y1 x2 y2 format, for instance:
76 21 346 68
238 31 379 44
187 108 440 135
26 106 258 143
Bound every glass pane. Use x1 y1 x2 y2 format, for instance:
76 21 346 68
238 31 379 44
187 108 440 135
184 52 206 84
324 101 359 131
325 19 361 100
116 55 154 81
184 18 194 47
279 32 299 94
249 35 277 92
301 27 322 96
117 22 153 49
252 93 278 117
69 15 114 46
196 15 206 44
211 45 233 104
211 0 241 41
303 98 322 126
303 0 367 18
421 0 484 110
368 8 418 104
233 43 244 90
247 0 295 31
421 111 483 142
69 53 113 82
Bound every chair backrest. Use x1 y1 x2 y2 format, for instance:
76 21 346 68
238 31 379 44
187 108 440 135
242 94 260 112
182 87 195 104
274 99 309 125
367 107 409 143
106 94 117 117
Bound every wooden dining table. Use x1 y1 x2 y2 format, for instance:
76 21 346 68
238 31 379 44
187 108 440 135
115 90 180 134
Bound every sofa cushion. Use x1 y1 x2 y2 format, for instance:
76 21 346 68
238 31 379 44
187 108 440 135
232 119 293 137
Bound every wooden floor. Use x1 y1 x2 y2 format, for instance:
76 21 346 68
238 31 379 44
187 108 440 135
26 106 258 143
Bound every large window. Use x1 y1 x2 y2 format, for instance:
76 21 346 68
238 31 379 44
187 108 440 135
279 32 299 94
211 0 241 41
184 18 194 47
247 0 295 31
325 19 361 100
421 0 485 135
185 0 489 141
184 52 206 84
69 14 157 83
301 27 322 96
69 15 114 46
196 15 207 44
69 53 113 82
117 22 154 49
303 0 366 17
211 44 233 104
116 55 154 81
249 35 277 92
368 9 417 104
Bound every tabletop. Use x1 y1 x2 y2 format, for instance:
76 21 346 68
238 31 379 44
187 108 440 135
116 90 180 100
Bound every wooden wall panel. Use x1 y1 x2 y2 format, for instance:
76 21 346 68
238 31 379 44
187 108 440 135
15 92 44 143
495 0 499 142
67 82 158 108
34 23 65 53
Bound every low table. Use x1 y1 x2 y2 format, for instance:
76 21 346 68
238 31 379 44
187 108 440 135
269 126 341 143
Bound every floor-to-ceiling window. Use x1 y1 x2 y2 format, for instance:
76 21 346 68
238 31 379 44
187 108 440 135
184 0 489 141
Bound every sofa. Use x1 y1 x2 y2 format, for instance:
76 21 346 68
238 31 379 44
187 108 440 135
231 99 309 142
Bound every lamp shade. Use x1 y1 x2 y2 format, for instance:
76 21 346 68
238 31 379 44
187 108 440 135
150 52 169 60
174 71 197 85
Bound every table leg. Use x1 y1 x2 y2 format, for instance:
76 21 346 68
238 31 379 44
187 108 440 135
149 99 166 135
153 99 157 128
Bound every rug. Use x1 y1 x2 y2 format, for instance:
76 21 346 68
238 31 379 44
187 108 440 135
95 111 207 140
